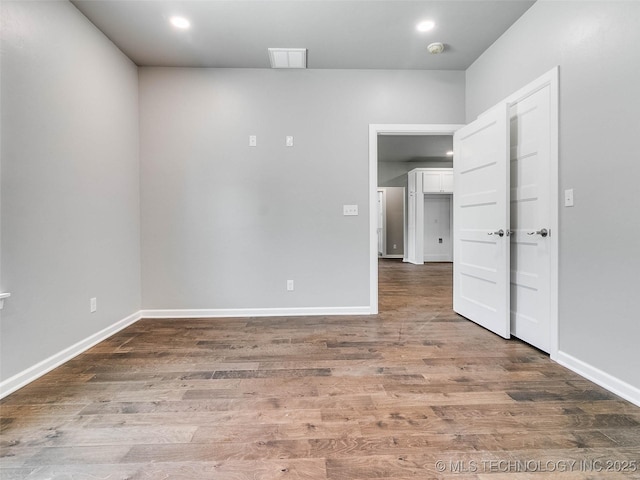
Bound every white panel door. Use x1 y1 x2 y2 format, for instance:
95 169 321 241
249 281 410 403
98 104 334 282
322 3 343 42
453 104 510 338
510 86 552 352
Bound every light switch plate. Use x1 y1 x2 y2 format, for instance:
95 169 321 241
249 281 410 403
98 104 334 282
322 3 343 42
249 135 257 147
286 136 294 147
564 188 574 207
343 204 358 216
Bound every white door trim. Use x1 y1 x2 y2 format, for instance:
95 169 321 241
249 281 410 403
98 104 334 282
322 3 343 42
368 124 465 314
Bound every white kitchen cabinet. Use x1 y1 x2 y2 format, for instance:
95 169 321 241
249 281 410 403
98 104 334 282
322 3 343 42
406 168 453 264
422 169 453 193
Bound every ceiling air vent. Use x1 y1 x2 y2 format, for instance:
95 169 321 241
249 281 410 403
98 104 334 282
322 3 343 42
268 48 307 69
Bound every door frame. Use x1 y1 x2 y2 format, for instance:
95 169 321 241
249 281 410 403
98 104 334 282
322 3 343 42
368 124 464 314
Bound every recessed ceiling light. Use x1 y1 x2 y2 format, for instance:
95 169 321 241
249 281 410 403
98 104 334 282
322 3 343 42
446 151 454 156
170 16 190 29
416 20 435 32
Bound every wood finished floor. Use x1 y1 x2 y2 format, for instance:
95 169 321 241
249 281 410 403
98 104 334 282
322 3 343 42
1 259 639 479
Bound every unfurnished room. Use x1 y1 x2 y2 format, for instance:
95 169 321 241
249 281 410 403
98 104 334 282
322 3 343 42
1 1 639 478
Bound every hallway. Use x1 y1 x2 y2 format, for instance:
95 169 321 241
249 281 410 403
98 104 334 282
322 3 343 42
1 260 639 478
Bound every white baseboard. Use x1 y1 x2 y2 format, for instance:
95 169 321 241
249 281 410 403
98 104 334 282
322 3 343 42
381 254 404 259
554 350 640 407
0 311 141 399
423 254 452 262
140 306 373 319
0 305 372 399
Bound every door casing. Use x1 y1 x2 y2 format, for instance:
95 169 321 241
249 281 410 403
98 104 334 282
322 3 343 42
368 124 464 314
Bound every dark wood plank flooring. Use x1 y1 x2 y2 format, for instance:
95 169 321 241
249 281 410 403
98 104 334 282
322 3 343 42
1 259 639 479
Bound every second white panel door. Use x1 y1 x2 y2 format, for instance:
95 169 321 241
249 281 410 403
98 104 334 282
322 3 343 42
509 86 552 353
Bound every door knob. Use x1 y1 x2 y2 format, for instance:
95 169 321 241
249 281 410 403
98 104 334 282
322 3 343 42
527 228 549 237
488 229 505 237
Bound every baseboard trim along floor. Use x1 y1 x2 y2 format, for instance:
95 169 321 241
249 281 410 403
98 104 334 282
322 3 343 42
0 311 142 399
554 350 640 408
139 306 373 319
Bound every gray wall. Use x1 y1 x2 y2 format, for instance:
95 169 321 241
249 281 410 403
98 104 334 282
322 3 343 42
0 1 141 380
466 1 640 387
378 160 452 188
139 68 464 309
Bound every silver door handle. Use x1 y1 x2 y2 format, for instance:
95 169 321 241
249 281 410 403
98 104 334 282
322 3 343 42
527 228 549 237
488 229 505 237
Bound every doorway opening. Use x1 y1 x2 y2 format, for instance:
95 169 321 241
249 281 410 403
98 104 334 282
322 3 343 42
376 187 405 260
368 124 464 314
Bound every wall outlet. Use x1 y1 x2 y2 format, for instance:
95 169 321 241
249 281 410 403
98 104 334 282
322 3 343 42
249 135 257 147
90 297 97 313
393 244 397 249
285 136 294 147
343 204 358 216
287 280 294 291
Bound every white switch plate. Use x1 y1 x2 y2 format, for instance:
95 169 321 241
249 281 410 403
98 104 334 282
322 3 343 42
90 297 97 313
564 188 574 207
343 204 358 216
287 280 294 291
249 135 257 147
286 136 294 147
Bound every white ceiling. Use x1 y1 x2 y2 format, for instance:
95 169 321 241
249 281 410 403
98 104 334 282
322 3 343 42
378 135 453 163
71 0 535 69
